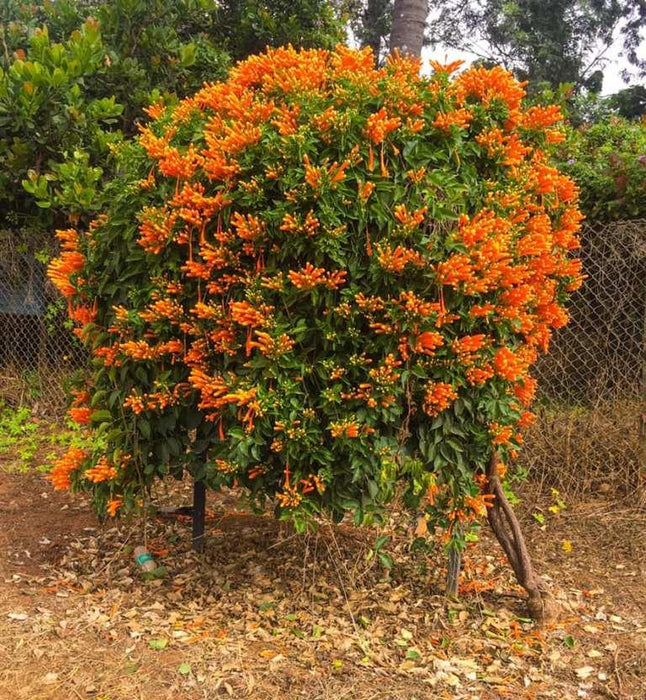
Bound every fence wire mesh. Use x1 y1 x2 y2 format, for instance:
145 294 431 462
0 237 86 410
527 219 645 495
0 220 644 494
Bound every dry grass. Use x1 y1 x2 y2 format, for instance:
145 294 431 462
523 398 644 500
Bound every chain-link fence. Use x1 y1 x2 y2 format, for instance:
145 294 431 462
1 220 644 494
0 237 86 410
527 219 645 496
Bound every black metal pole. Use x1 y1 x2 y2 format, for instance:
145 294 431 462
192 479 206 553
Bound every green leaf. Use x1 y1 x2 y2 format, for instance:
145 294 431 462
141 566 167 580
374 534 390 550
178 662 192 675
148 638 168 651
90 410 112 423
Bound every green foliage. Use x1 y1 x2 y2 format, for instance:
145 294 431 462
214 0 345 60
0 400 90 473
0 19 120 241
559 116 646 221
609 86 646 121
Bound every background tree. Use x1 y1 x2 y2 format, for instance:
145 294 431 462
349 0 393 61
619 0 646 80
214 0 344 60
427 1 644 92
610 85 646 120
0 20 123 248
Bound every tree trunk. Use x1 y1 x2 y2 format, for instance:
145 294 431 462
484 452 559 624
360 0 385 62
389 0 429 57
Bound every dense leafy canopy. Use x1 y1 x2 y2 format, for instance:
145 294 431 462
0 19 123 242
48 48 583 547
560 116 646 220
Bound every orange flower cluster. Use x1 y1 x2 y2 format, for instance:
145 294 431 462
107 499 123 517
280 210 320 236
490 422 514 446
48 447 87 490
454 334 486 354
84 457 118 484
433 108 472 132
365 107 401 144
465 364 495 386
248 331 295 358
455 65 526 113
414 331 444 355
513 376 537 406
299 473 326 495
288 263 347 290
423 382 458 417
394 204 427 230
493 347 527 381
376 243 426 272
48 230 85 298
119 339 184 361
231 212 266 241
329 420 361 438
464 493 496 518
68 407 92 424
229 301 268 327
123 384 185 414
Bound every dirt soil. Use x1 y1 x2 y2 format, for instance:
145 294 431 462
0 466 645 700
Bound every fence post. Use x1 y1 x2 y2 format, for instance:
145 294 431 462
640 293 646 503
192 479 206 553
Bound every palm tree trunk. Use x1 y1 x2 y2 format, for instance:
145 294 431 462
389 0 429 57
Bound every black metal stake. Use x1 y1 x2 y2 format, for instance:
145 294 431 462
446 547 462 598
192 479 206 553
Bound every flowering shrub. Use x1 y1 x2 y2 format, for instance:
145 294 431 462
49 47 582 551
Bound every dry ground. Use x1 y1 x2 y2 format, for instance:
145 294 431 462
0 436 645 699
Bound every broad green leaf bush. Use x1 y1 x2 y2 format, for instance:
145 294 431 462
48 47 583 548
0 0 342 243
0 19 121 239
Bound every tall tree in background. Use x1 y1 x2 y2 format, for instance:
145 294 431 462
427 0 645 91
350 0 393 60
620 0 646 79
389 0 428 56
